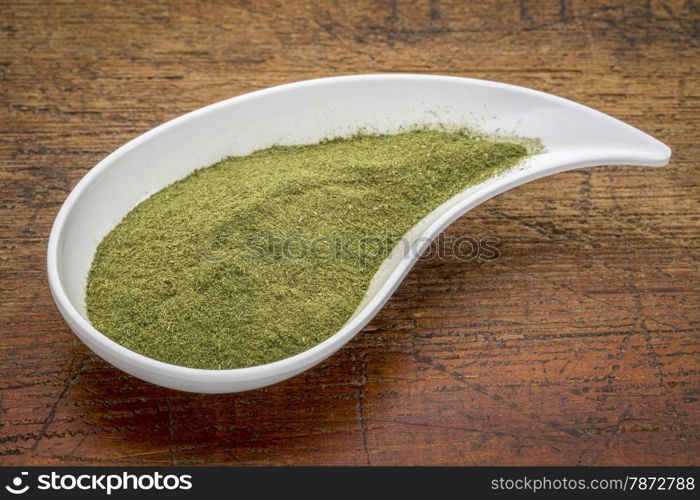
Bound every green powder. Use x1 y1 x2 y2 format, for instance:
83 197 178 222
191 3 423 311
86 129 531 369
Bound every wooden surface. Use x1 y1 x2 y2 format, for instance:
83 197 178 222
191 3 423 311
1 0 698 466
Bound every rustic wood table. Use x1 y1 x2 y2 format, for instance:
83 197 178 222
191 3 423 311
1 0 698 466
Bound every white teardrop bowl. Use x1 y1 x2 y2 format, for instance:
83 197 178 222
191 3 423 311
47 74 671 393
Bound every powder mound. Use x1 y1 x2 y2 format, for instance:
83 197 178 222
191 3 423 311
86 130 530 369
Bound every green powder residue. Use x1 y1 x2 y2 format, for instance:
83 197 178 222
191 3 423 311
86 129 531 369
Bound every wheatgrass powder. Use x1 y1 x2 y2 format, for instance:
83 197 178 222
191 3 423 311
86 130 531 369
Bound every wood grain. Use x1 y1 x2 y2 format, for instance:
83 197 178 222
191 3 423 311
1 0 698 465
